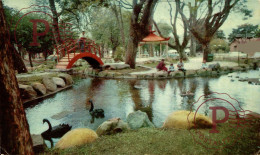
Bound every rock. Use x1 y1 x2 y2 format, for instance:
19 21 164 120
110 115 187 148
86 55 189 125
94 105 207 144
208 63 220 71
127 110 155 130
98 70 109 77
154 71 168 78
42 76 57 92
196 69 211 76
96 118 129 136
170 71 184 77
19 84 37 99
31 82 47 95
109 64 130 70
52 77 66 87
58 74 73 85
55 128 98 149
185 70 197 77
31 134 46 153
163 110 212 129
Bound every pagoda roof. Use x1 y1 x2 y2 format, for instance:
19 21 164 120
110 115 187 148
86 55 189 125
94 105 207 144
141 30 170 42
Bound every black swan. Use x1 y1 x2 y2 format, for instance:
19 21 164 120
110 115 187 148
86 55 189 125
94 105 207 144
89 100 104 118
41 119 72 147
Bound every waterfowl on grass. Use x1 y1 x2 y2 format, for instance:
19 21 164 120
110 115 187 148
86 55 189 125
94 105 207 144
88 100 104 118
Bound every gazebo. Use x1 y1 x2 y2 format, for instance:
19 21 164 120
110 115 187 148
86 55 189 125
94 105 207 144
138 28 170 58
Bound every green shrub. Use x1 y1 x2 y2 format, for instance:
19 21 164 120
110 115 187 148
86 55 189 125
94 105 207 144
114 47 124 62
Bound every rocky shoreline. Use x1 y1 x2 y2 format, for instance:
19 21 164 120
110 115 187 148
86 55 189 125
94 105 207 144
84 63 254 79
16 73 74 106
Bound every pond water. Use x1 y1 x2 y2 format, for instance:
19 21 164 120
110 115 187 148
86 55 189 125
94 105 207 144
25 70 260 146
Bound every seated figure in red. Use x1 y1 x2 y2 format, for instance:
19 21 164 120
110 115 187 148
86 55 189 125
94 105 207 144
156 59 168 71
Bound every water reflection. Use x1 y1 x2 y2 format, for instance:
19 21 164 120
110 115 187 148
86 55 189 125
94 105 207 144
26 70 260 136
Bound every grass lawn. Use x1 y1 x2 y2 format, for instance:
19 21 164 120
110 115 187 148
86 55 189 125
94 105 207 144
44 121 259 155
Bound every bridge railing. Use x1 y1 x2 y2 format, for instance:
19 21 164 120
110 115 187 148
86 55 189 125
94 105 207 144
55 38 103 63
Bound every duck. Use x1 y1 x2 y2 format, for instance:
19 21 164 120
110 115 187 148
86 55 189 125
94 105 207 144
88 100 104 118
41 119 72 147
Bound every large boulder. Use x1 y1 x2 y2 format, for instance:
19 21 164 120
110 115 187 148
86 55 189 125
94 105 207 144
42 76 57 92
19 84 37 99
169 71 184 77
96 118 129 136
109 64 130 70
154 71 168 78
55 128 98 149
163 110 212 129
185 70 197 77
127 110 155 130
31 134 46 153
98 70 109 77
208 63 220 71
31 82 46 95
52 77 66 87
196 69 211 76
58 74 73 85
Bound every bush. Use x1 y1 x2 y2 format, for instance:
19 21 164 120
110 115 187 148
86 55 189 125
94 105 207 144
210 39 229 53
114 47 124 62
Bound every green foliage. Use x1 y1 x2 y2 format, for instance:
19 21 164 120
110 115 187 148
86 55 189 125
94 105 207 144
209 39 229 53
228 24 259 42
214 30 226 39
114 47 124 62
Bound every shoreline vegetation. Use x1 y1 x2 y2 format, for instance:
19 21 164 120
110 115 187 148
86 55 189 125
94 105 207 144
44 121 259 155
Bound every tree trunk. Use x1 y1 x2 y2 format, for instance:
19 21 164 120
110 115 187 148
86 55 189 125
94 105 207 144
125 36 138 68
190 35 196 57
0 1 34 154
202 43 210 61
11 44 28 73
124 0 158 68
29 51 33 68
49 0 61 44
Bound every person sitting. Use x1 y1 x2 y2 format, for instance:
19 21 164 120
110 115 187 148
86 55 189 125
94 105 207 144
177 59 186 76
169 63 175 72
156 59 168 71
201 60 208 70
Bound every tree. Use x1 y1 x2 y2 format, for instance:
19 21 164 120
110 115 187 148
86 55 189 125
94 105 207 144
167 0 190 59
91 8 120 57
124 0 158 68
228 24 259 42
177 0 252 61
214 30 226 39
0 0 34 154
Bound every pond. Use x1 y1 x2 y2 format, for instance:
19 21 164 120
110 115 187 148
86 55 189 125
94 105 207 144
25 70 260 146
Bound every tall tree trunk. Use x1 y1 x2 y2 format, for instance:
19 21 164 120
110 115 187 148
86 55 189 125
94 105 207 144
125 0 158 68
49 0 61 44
111 3 126 52
11 44 28 73
190 35 196 57
0 1 34 154
125 35 139 68
202 43 210 61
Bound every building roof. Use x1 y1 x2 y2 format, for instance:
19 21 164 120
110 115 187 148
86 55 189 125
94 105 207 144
141 30 170 42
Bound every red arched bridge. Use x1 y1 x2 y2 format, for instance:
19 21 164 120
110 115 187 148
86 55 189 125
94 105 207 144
55 38 104 69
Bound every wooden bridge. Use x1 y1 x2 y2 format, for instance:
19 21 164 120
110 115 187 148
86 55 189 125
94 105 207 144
55 38 104 69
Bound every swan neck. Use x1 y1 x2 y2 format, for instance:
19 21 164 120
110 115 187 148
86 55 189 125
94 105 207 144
89 102 94 112
45 120 52 131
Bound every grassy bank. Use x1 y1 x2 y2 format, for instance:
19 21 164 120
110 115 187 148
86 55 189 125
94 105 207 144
44 122 259 155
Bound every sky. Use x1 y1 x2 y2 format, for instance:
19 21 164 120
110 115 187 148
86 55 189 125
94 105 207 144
3 0 260 38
